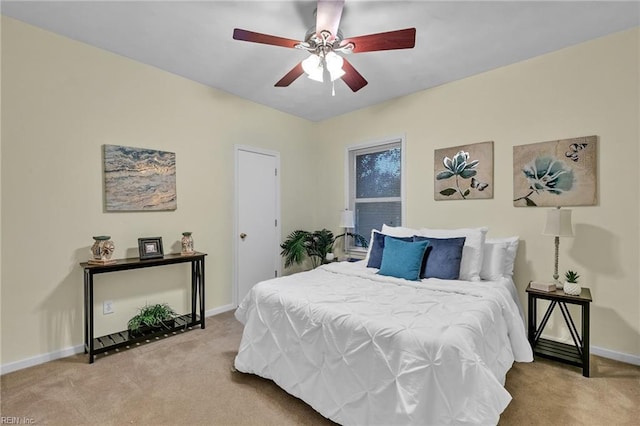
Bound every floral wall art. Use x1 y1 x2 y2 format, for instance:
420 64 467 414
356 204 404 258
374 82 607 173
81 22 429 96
103 144 177 211
434 141 494 200
513 136 597 207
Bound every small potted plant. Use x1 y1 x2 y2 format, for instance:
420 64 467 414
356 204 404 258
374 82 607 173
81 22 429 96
127 303 178 336
563 270 582 295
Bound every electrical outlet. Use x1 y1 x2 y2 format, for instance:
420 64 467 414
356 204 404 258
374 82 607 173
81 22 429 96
103 300 114 315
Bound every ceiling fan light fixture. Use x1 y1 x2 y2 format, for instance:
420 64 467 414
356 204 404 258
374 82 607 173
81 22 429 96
233 1 417 93
325 51 345 81
302 53 324 82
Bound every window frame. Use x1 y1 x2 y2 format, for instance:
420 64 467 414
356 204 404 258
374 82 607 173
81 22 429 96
344 136 406 255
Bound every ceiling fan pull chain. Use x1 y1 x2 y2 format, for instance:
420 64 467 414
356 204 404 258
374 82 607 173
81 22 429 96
332 81 336 97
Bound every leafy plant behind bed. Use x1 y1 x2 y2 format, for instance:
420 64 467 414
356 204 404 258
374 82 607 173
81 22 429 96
280 228 368 269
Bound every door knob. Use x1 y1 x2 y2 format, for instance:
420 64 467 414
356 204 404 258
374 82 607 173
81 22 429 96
240 233 247 239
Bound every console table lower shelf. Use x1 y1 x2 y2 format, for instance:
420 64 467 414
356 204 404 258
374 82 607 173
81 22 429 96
88 314 201 357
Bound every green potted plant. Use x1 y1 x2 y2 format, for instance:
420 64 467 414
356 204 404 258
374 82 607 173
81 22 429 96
280 228 368 269
563 270 582 295
127 303 178 336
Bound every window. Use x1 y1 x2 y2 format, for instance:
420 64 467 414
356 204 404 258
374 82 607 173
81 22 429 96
346 138 404 253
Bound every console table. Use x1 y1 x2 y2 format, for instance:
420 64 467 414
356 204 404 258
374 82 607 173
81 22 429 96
526 283 592 377
81 252 206 363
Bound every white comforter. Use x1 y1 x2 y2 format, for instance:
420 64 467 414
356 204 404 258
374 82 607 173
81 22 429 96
234 261 533 425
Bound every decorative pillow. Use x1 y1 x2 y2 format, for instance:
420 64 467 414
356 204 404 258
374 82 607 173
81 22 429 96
417 227 488 282
378 237 430 281
413 236 466 280
480 241 508 281
381 224 419 238
481 236 519 280
363 229 379 265
366 231 413 269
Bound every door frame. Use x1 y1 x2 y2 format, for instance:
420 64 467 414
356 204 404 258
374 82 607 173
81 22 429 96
233 145 281 306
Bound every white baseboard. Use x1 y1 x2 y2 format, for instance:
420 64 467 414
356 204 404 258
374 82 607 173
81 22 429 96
1 344 85 375
592 345 640 366
1 304 237 376
205 303 236 317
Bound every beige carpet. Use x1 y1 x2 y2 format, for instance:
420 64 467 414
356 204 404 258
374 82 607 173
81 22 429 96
1 311 639 425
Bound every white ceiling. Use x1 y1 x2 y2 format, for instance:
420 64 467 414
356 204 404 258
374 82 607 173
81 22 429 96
2 1 639 122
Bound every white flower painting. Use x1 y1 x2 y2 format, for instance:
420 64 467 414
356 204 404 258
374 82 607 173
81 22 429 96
434 141 494 200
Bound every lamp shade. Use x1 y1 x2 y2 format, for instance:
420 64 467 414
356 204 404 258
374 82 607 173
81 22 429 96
543 208 573 237
339 209 355 228
325 51 345 82
302 54 324 82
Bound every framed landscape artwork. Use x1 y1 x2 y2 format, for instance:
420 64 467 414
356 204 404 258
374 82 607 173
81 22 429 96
103 144 177 211
434 141 494 200
513 136 597 207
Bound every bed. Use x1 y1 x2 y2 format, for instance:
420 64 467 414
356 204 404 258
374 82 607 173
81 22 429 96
234 226 533 425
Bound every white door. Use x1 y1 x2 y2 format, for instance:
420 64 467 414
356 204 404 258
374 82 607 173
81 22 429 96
234 146 280 305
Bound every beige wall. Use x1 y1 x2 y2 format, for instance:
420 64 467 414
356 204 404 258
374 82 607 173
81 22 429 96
0 17 317 364
1 16 638 367
313 28 640 357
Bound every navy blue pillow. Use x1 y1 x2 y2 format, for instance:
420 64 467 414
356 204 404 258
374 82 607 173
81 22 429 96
366 231 413 269
413 236 466 280
378 237 430 281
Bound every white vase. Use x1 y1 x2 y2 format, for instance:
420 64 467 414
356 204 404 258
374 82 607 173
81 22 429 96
563 282 581 296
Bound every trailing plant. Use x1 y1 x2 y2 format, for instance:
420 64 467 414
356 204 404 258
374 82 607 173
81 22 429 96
127 303 177 334
564 270 580 284
280 228 368 269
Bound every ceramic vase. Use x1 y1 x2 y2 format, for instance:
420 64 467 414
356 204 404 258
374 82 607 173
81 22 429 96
563 282 582 296
181 232 194 254
91 236 115 261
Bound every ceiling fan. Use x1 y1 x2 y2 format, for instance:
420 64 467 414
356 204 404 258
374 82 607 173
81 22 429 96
232 0 416 93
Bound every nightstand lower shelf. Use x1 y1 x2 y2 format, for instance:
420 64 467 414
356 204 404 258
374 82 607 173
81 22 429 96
534 337 582 367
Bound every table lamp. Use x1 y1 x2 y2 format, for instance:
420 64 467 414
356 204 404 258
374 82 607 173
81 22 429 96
339 209 355 230
337 209 355 258
542 206 573 288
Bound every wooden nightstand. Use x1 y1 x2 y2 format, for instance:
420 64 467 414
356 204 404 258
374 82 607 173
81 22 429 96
526 283 592 377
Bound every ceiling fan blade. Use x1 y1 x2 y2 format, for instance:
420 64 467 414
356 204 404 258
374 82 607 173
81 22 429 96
341 59 368 92
233 28 301 49
341 28 416 53
316 0 345 41
275 62 305 87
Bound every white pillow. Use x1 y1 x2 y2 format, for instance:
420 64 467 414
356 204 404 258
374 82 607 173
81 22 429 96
480 241 509 281
481 237 519 279
417 227 489 282
381 224 418 238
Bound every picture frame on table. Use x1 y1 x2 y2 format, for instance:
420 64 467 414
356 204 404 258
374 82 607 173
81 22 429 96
138 237 164 260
